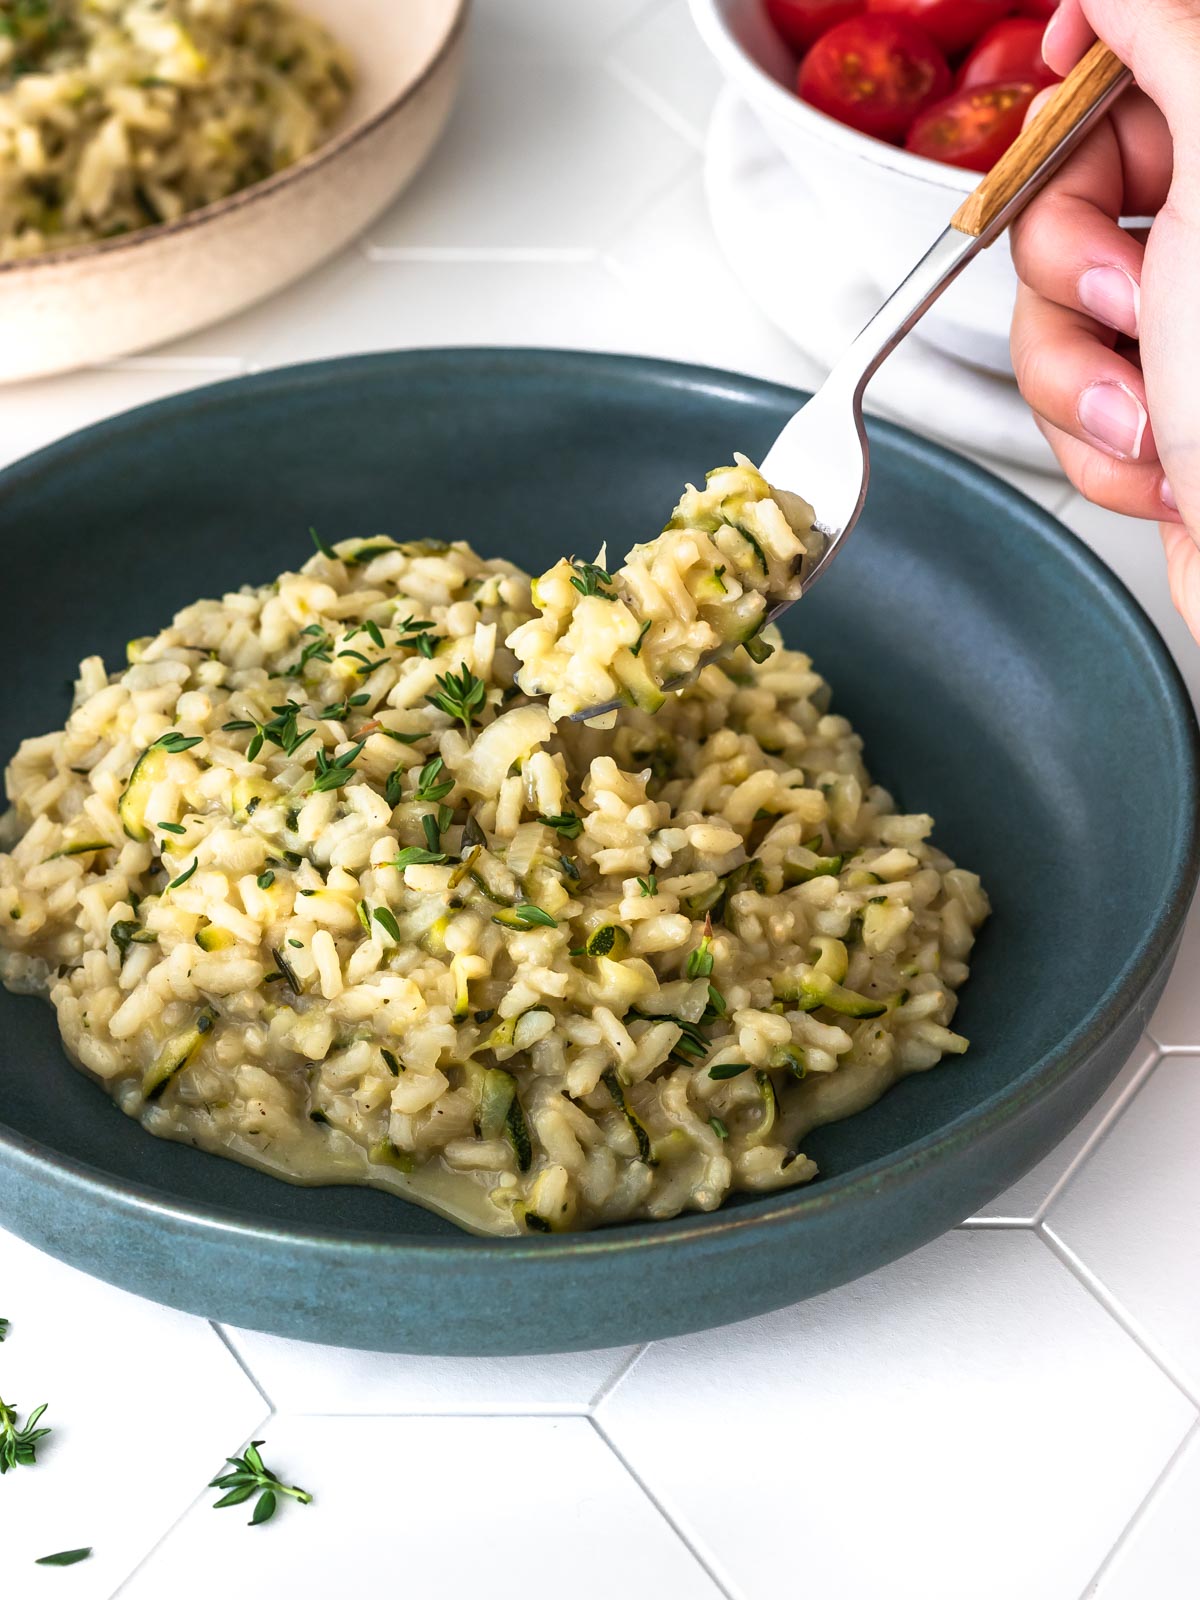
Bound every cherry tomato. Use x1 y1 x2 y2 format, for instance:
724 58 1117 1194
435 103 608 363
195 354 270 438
1015 0 1058 18
797 14 952 143
958 19 1060 89
867 0 1014 56
764 0 865 53
905 80 1037 170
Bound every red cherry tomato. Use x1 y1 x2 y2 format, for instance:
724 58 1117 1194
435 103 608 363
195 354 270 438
764 0 865 53
867 0 1014 56
1015 0 1058 18
905 80 1037 170
797 14 952 143
958 19 1060 89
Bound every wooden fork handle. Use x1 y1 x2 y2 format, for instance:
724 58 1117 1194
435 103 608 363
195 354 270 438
951 41 1129 238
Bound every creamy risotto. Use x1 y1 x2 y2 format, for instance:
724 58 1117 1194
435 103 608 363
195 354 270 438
0 484 989 1236
0 0 351 262
511 457 821 721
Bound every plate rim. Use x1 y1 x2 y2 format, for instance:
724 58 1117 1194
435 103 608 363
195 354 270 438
2 346 1197 1265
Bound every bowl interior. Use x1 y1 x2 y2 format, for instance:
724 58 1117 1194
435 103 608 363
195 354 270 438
0 350 1194 1248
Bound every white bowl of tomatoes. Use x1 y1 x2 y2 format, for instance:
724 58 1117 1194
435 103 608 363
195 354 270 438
690 0 1058 374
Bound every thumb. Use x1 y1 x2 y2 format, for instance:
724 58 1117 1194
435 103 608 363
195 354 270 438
1046 0 1200 155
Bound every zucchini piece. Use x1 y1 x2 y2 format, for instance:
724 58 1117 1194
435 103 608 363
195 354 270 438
692 566 728 602
420 914 452 956
369 1138 415 1173
745 1070 779 1147
772 969 888 1019
482 1007 548 1056
118 742 173 842
195 925 235 952
741 630 774 666
680 881 724 919
612 650 666 714
451 955 471 1021
843 868 881 889
582 924 630 959
722 857 767 914
142 1006 216 1100
398 538 450 558
231 776 278 820
782 847 843 885
46 839 112 860
810 936 848 984
602 1069 656 1166
472 1065 516 1141
468 870 517 908
772 1046 808 1080
111 919 157 958
505 1089 533 1173
343 539 403 565
717 502 769 575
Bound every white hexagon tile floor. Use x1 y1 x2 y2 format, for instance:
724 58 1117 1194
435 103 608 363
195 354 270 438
3 2 1200 1597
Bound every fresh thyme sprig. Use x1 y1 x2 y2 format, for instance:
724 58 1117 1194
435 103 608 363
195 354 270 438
36 1549 92 1568
569 558 617 601
686 925 715 980
539 812 582 840
284 626 333 679
154 731 204 754
636 875 657 896
426 667 486 733
393 846 448 868
0 1395 51 1473
309 738 368 794
318 693 371 723
210 1440 312 1526
396 615 438 657
0 1316 8 1342
413 755 453 804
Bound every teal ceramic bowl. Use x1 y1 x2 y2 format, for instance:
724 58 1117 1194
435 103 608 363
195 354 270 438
0 350 1196 1354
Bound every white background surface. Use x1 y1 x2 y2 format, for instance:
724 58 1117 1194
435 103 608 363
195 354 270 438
1 4 1198 1597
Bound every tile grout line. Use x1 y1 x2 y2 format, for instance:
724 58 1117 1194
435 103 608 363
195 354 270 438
1038 1222 1200 1409
1146 1038 1200 1056
208 1322 276 1414
105 1403 274 1600
602 55 708 154
588 1413 743 1600
956 1215 1038 1229
605 0 677 54
1078 1417 1200 1599
1032 1044 1162 1224
278 1406 591 1419
588 1343 651 1411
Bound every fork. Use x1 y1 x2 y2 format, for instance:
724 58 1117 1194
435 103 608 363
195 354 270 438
572 42 1130 722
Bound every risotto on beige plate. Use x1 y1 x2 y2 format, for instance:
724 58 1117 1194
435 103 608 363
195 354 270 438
0 0 351 262
0 462 989 1236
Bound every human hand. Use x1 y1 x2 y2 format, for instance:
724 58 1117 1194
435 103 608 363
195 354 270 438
1008 0 1200 642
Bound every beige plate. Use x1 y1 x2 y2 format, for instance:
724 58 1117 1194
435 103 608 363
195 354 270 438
0 0 469 383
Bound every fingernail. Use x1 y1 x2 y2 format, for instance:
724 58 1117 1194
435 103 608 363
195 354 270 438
1042 6 1064 65
1078 266 1141 337
1162 476 1178 511
1078 382 1150 459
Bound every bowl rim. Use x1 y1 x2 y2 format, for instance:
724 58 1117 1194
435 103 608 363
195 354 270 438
1 347 1197 1267
687 0 983 193
0 0 470 279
